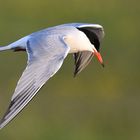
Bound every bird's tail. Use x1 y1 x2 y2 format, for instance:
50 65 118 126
0 46 12 52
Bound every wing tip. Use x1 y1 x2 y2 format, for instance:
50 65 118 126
73 67 81 77
73 72 77 78
0 120 6 130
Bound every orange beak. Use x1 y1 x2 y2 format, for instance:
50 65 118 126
93 50 104 67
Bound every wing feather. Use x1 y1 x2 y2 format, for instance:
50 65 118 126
0 35 69 129
74 51 93 76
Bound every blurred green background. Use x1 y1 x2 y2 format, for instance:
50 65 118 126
0 0 140 139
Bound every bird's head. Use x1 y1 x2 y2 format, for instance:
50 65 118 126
77 25 105 67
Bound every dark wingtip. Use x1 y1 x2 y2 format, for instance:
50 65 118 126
101 63 105 68
73 71 78 78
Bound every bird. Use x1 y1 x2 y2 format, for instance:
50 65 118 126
0 23 104 129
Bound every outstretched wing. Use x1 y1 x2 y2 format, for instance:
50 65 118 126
74 51 93 76
0 35 69 129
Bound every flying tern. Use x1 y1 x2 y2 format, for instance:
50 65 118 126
0 23 104 129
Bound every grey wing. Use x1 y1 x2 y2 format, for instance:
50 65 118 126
0 35 70 129
74 51 93 76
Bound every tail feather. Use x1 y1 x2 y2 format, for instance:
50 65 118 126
0 46 12 52
0 36 29 52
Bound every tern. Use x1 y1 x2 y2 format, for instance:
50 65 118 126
0 23 104 129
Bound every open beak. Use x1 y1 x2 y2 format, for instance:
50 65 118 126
93 49 104 67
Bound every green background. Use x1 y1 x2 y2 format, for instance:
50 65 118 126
0 0 140 139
